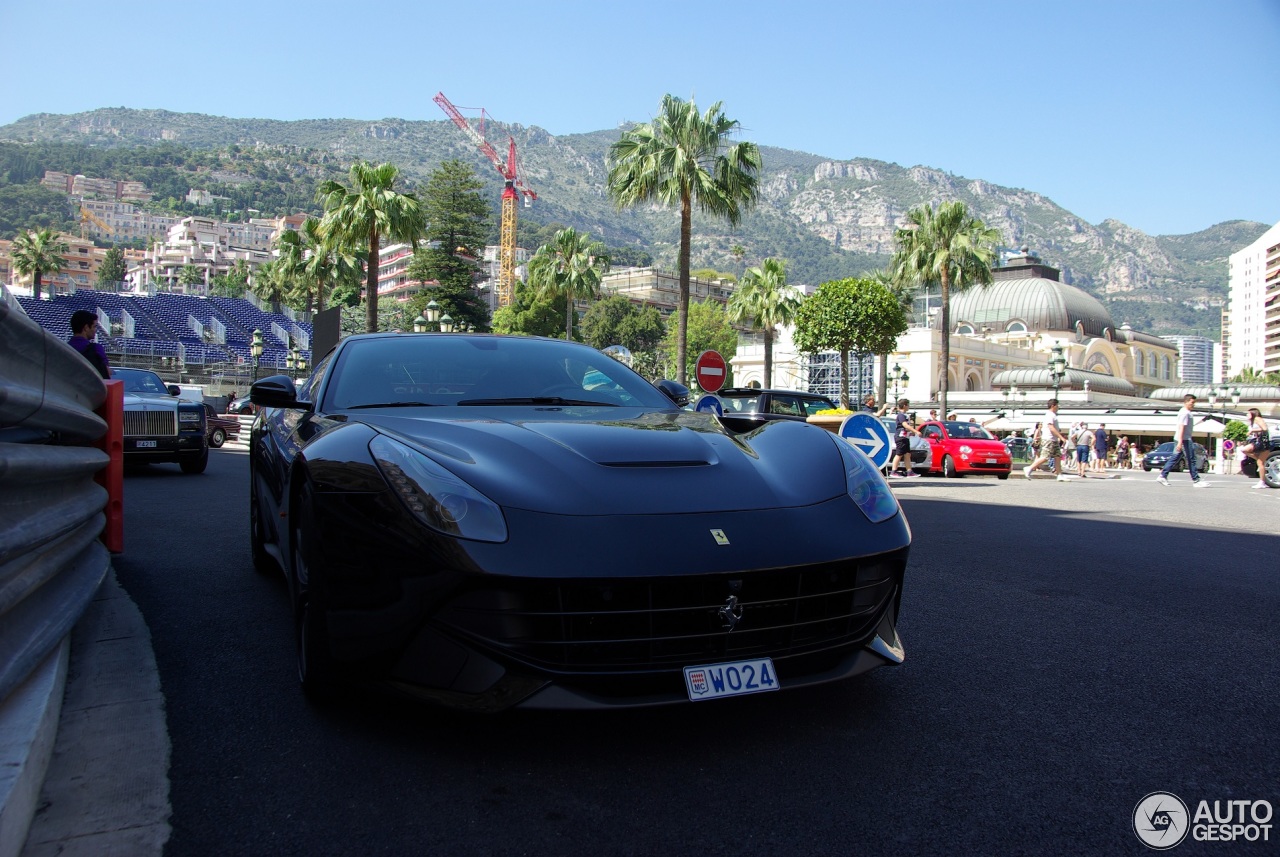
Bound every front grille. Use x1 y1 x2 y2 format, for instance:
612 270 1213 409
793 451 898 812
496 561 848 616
123 411 176 437
437 559 899 673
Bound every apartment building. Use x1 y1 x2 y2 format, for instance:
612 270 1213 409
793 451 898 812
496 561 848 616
41 171 151 202
127 217 271 292
599 267 737 315
80 199 181 244
1164 334 1216 385
1225 220 1280 378
0 233 110 294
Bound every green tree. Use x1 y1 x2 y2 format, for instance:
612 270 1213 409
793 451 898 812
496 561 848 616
178 264 205 290
891 201 1001 415
210 259 251 298
405 159 493 332
490 281 564 337
661 300 737 390
317 161 425 333
725 257 801 388
792 277 909 409
526 227 610 340
251 260 291 314
96 246 127 288
11 228 69 301
580 294 666 353
608 94 762 385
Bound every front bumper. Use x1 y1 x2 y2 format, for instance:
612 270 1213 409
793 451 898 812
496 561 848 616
309 492 910 710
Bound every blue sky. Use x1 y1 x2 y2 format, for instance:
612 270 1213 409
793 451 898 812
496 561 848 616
2 0 1276 236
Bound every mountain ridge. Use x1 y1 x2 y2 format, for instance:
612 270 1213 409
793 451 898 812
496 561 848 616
1 107 1266 336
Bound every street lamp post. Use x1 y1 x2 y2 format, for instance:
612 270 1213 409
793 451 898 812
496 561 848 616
424 299 441 332
889 363 905 401
250 329 264 384
412 314 428 333
439 313 455 333
1048 344 1067 397
285 347 296 379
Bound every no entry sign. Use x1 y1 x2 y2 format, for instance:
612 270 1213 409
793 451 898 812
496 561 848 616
694 350 727 393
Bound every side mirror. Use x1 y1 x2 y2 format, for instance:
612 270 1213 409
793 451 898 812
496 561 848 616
654 379 690 408
167 385 182 397
250 374 312 411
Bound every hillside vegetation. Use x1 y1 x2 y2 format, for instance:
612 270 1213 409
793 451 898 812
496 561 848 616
2 107 1267 336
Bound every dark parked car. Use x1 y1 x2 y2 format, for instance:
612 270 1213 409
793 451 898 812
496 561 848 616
1141 441 1209 473
113 367 208 474
201 403 241 448
714 388 837 432
249 334 910 710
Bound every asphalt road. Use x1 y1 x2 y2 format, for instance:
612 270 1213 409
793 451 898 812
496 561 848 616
113 451 1280 856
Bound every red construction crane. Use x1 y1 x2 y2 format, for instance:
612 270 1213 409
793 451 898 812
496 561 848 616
433 92 536 309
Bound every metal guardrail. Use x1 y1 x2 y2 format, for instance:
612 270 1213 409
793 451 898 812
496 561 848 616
0 287 113 855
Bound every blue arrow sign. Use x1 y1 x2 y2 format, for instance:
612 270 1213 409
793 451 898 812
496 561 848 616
838 413 891 469
693 394 723 416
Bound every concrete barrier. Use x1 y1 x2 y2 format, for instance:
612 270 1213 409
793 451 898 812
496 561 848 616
0 289 111 857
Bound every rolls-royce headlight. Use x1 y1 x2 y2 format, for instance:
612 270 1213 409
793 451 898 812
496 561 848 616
178 410 201 424
370 435 508 542
831 435 900 523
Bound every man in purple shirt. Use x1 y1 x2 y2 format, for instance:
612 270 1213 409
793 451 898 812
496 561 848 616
68 309 110 378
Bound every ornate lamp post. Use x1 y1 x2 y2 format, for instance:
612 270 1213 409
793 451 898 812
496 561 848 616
412 314 428 333
888 363 909 401
424 299 441 331
1048 344 1067 397
297 352 307 379
285 347 296 378
250 329 264 384
439 313 455 333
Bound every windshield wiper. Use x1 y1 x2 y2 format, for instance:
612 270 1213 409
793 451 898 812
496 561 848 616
346 402 438 409
457 397 618 407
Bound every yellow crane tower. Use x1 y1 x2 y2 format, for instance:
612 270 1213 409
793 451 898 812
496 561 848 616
433 92 537 309
78 206 115 241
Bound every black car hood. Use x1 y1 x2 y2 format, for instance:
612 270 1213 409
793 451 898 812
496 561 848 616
360 409 848 516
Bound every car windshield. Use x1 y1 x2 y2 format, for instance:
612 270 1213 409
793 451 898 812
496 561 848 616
943 421 995 439
113 368 170 395
1154 442 1175 452
324 335 675 411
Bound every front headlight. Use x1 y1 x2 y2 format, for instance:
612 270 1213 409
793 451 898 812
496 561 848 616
178 410 201 424
370 435 508 543
959 445 973 455
831 435 900 524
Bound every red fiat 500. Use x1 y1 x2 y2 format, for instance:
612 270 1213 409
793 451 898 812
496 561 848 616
918 420 1012 479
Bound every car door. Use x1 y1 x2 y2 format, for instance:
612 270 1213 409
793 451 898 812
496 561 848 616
920 424 945 471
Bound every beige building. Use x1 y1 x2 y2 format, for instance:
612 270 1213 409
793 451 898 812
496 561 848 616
1226 220 1280 378
599 267 736 317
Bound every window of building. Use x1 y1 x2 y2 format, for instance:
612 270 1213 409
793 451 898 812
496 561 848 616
1135 351 1144 375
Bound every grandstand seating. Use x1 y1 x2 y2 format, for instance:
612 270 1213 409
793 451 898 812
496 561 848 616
17 289 313 376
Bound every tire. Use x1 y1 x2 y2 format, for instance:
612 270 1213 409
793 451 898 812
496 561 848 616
179 447 208 474
997 473 1009 480
292 480 338 700
943 455 961 478
1264 455 1280 489
209 427 226 448
249 472 276 576
1142 464 1151 472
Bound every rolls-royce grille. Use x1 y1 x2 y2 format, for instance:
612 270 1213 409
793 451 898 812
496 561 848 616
437 559 899 673
124 411 176 437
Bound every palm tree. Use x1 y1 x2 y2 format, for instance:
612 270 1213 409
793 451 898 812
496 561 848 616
317 162 424 333
891 201 1001 416
726 258 800 388
11 228 69 301
608 94 761 385
526 227 611 340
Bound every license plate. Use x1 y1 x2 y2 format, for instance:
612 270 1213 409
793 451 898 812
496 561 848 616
684 658 779 701
986 458 997 464
136 440 158 448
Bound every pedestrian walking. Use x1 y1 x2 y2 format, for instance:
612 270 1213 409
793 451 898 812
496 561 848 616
1157 394 1204 487
68 309 110 379
1023 399 1067 480
888 399 921 478
1239 408 1273 489
1093 423 1108 472
1116 435 1131 469
1072 422 1091 477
